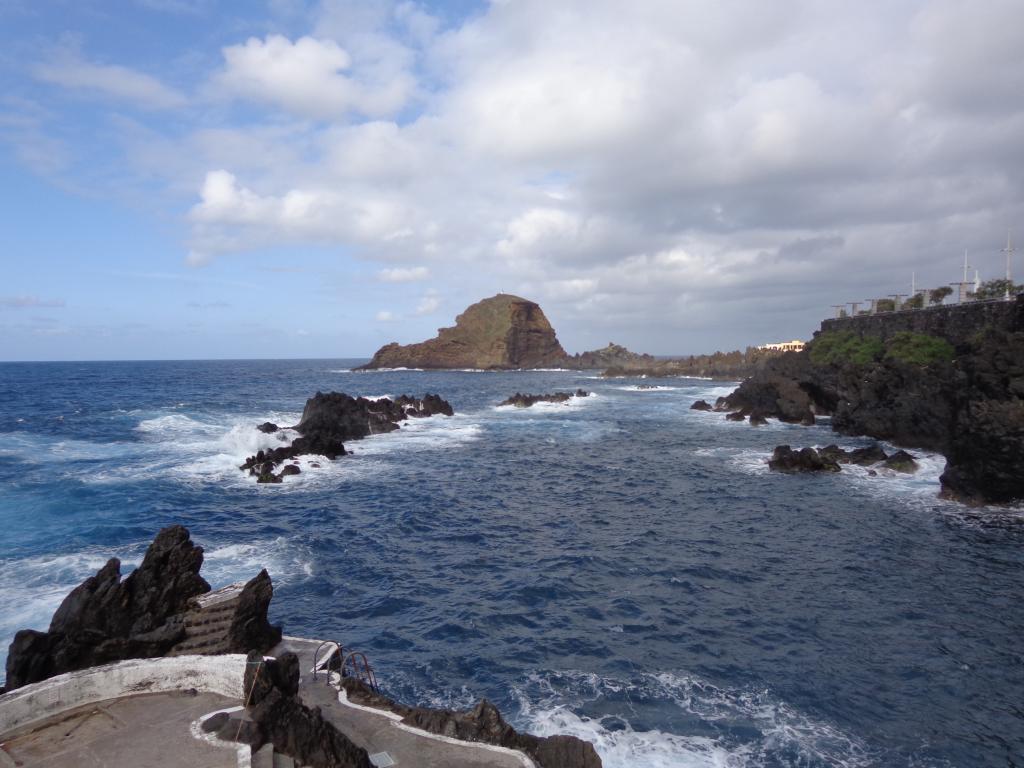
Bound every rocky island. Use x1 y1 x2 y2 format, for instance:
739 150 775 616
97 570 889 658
358 293 650 370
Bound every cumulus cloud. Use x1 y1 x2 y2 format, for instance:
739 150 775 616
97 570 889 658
375 310 395 322
213 34 411 119
34 52 186 110
415 292 440 315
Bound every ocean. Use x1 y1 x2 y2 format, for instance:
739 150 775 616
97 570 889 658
1 359 1022 767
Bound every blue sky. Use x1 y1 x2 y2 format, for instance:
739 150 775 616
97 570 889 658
2 0 1022 360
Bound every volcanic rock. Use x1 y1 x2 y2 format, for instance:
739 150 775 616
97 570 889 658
690 400 713 411
726 410 747 422
339 678 602 768
359 294 568 370
499 389 588 407
225 569 283 653
883 450 919 473
748 409 768 426
4 525 211 690
564 342 655 370
819 444 888 465
768 445 841 474
257 422 279 434
241 392 453 480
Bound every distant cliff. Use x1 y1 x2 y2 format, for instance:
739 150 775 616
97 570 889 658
359 295 649 371
602 348 773 380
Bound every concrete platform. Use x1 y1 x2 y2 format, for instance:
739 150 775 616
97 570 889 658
0 691 240 768
275 636 534 768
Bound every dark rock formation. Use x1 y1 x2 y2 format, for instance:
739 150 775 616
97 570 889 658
499 389 588 407
241 392 453 481
359 294 568 370
719 302 1024 504
340 678 602 768
257 422 279 434
603 347 778 380
226 570 283 653
563 342 655 370
819 444 888 466
883 450 919 473
748 409 768 426
726 410 746 422
5 525 211 690
768 446 841 474
234 651 372 768
690 399 713 411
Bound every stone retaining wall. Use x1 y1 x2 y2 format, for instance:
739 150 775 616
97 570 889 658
818 295 1024 344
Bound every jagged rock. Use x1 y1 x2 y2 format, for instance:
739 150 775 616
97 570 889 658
226 570 283 654
726 410 747 422
748 409 768 426
4 525 210 690
883 450 919 473
243 651 372 768
240 392 453 480
819 444 888 465
257 422 279 433
359 294 569 370
565 342 655 370
768 446 841 474
281 464 301 476
690 400 713 411
499 389 588 407
339 678 600 768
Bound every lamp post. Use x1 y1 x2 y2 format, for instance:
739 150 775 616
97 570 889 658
1003 231 1015 300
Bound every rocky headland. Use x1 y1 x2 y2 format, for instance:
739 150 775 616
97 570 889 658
602 347 775 380
242 391 453 482
359 293 649 371
705 297 1024 505
499 389 589 407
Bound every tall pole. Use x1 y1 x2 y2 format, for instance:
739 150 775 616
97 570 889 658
831 304 845 319
1003 231 1015 300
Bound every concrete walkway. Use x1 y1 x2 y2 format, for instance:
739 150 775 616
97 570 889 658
0 691 239 768
274 637 534 768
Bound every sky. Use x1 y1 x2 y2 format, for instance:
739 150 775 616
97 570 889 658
1 0 1022 361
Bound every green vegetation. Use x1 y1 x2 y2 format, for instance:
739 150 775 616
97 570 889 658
903 293 924 309
929 286 953 305
809 331 884 366
884 331 955 365
810 330 954 367
972 278 1024 300
875 298 896 312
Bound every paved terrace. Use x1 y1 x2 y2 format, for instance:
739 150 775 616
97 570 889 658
1 638 534 768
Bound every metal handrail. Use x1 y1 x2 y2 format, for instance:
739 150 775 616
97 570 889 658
342 650 379 693
312 640 341 681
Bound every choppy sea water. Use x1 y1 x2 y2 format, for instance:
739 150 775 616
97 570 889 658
1 359 1022 767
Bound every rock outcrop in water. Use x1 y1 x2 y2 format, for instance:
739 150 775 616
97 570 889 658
340 677 603 768
499 389 589 407
241 392 453 482
3 526 280 690
359 294 568 370
719 301 1024 504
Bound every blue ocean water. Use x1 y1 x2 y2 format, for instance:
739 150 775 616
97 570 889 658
1 359 1022 767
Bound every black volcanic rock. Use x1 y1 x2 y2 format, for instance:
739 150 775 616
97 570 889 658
241 392 453 481
499 389 588 407
257 422 279 433
339 678 602 768
690 399 713 411
226 569 283 653
883 450 919 473
5 525 210 690
768 446 841 474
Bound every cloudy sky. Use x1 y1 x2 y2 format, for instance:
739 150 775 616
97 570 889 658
1 0 1022 360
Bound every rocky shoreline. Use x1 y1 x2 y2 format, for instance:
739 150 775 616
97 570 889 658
499 389 589 407
701 311 1024 505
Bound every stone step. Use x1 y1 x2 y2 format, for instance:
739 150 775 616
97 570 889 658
272 751 296 768
252 744 274 768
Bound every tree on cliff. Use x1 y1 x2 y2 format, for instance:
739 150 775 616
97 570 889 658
929 286 953 305
875 298 896 312
903 293 925 309
973 279 1024 300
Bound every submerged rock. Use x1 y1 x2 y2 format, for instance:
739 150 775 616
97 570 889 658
499 389 588 407
768 445 841 474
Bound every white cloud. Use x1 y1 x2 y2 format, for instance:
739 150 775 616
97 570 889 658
415 293 440 315
378 266 429 282
375 310 395 322
213 34 411 119
34 55 186 110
